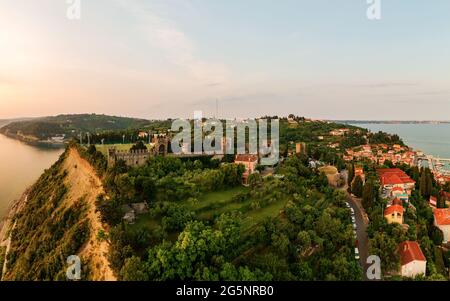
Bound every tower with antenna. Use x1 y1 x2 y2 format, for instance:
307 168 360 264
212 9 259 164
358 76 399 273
215 99 219 119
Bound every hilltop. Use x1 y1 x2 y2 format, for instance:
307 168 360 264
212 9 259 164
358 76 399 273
0 114 163 145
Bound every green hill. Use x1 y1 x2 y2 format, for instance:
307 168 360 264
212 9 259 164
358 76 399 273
0 114 162 143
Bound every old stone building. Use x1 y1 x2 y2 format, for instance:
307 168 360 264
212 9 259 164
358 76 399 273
108 148 150 167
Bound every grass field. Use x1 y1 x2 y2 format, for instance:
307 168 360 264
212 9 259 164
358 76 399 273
130 186 288 239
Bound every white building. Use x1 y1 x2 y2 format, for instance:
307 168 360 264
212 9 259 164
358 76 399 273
434 208 450 243
398 241 427 278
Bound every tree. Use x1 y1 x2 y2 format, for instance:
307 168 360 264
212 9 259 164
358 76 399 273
248 173 263 188
369 232 400 274
120 256 149 281
362 180 375 210
347 164 355 187
430 226 444 246
352 175 364 198
130 140 147 151
419 168 433 198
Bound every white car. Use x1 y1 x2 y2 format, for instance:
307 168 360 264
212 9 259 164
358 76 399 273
353 223 357 230
353 230 357 238
350 208 355 215
345 202 351 208
351 216 356 223
354 248 360 260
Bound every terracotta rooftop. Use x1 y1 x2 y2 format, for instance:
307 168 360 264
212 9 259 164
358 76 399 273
377 168 415 185
398 241 426 266
384 204 404 216
434 208 450 226
235 154 258 163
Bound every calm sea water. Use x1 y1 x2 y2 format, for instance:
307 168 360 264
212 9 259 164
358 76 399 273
0 134 62 219
353 123 450 158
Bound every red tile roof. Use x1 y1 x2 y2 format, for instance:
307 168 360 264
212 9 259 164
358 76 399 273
235 154 258 163
384 204 404 216
434 208 450 226
398 241 426 265
377 168 416 185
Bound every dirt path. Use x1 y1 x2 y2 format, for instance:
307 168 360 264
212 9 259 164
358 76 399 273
63 148 116 281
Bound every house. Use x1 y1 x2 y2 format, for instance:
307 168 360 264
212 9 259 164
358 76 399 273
354 166 365 184
433 208 450 243
235 154 259 185
377 168 416 197
391 187 409 202
429 196 437 208
384 204 404 224
138 131 148 138
131 202 149 215
398 241 427 278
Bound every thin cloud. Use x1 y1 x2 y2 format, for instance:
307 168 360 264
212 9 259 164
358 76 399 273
114 0 230 85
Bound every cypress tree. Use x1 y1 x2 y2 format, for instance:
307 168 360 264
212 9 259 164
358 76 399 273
352 175 364 198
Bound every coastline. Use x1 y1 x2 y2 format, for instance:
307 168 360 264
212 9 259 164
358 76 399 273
0 189 29 280
0 131 65 149
0 188 30 247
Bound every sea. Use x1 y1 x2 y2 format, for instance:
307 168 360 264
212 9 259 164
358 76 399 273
0 134 63 219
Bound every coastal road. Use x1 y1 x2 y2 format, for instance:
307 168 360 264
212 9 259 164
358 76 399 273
339 170 370 280
346 193 370 279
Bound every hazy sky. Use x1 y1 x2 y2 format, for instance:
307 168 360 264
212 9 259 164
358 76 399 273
1 0 449 120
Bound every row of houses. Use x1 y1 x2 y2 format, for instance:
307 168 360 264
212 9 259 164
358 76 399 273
375 168 430 278
344 144 416 167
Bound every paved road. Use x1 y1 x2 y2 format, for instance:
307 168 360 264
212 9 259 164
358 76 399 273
339 170 370 280
346 193 370 279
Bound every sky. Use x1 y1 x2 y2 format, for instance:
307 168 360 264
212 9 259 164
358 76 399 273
0 0 449 120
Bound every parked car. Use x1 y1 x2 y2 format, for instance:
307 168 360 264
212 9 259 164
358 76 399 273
354 247 360 260
353 223 357 230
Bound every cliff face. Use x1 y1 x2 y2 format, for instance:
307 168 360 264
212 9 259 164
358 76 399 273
1 147 115 281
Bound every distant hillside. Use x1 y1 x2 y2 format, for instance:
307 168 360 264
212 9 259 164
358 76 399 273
0 114 157 144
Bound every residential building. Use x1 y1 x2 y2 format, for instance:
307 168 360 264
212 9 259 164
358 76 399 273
434 208 450 243
398 241 427 278
429 196 437 208
384 204 404 224
235 154 259 185
377 168 416 198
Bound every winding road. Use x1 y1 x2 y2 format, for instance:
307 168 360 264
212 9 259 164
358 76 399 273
339 170 371 280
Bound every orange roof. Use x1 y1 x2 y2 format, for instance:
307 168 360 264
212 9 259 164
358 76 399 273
434 208 450 226
377 168 416 185
398 241 426 265
384 204 404 216
235 154 258 163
